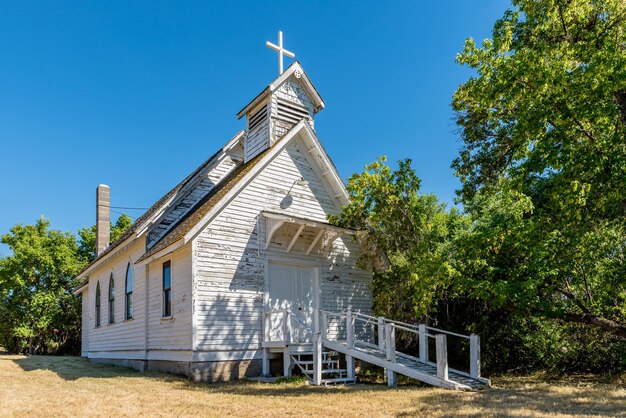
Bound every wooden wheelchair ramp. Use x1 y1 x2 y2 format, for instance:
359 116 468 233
318 310 490 390
322 338 488 390
262 308 490 390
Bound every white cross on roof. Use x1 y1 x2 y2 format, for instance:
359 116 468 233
266 31 295 75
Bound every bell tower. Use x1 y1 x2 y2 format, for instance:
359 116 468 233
237 32 325 162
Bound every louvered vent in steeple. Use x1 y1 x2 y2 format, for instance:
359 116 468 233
276 97 309 125
238 61 325 163
244 103 270 163
249 104 268 133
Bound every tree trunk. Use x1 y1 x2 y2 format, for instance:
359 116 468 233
502 304 626 339
562 312 626 339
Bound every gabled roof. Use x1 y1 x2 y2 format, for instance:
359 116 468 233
236 61 325 119
74 116 349 294
135 148 269 263
137 119 349 265
74 130 244 283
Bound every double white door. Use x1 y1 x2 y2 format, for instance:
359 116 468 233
268 262 316 343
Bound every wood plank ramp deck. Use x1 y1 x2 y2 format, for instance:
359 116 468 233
322 339 489 390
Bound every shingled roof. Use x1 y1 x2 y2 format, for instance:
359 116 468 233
74 131 244 283
136 147 269 263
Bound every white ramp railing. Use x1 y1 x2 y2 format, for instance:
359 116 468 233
262 307 486 389
319 309 485 387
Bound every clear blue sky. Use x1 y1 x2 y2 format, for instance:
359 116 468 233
0 1 508 256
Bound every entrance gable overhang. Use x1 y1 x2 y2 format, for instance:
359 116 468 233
262 211 356 255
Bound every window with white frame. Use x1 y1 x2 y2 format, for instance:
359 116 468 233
163 261 171 317
108 274 115 324
125 263 133 320
95 281 101 327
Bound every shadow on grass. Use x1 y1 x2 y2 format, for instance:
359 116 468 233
8 354 407 397
8 355 169 381
172 373 626 416
8 355 626 415
172 379 433 400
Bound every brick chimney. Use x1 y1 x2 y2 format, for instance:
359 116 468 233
96 184 110 256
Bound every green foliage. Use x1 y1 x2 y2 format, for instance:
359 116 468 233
0 218 82 354
452 0 626 339
472 311 626 375
453 0 626 202
77 214 132 262
0 215 133 354
334 0 626 369
329 157 465 324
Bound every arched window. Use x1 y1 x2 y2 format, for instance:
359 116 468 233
95 281 101 327
108 274 115 324
125 263 133 320
163 261 171 317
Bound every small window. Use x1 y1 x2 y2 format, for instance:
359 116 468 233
95 281 101 327
125 263 133 320
108 274 115 324
163 261 171 317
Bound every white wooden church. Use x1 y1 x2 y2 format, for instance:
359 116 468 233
74 33 487 389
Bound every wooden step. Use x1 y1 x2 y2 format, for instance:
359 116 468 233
321 377 355 385
293 351 337 357
300 366 345 374
301 371 346 376
315 368 346 374
292 360 338 366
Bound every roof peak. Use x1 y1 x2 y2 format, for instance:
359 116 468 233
236 61 324 120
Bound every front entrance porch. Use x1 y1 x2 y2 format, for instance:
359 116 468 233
261 308 490 390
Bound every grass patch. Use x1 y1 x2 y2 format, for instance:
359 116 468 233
0 355 624 417
274 375 308 384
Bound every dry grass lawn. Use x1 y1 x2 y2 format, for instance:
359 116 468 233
1 354 625 417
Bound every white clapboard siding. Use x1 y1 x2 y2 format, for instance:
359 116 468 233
81 288 90 356
84 240 148 353
193 137 372 353
146 247 193 351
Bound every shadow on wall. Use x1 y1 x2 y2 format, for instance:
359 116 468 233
192 292 262 382
193 219 265 380
192 208 363 380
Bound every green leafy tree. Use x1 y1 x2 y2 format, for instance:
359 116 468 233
329 157 466 324
77 214 132 262
452 0 626 338
0 214 133 354
0 218 82 354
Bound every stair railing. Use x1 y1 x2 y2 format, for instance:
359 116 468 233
318 309 482 381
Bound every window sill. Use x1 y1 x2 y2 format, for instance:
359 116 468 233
161 316 175 323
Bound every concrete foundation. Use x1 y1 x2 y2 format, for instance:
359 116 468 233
189 359 263 382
